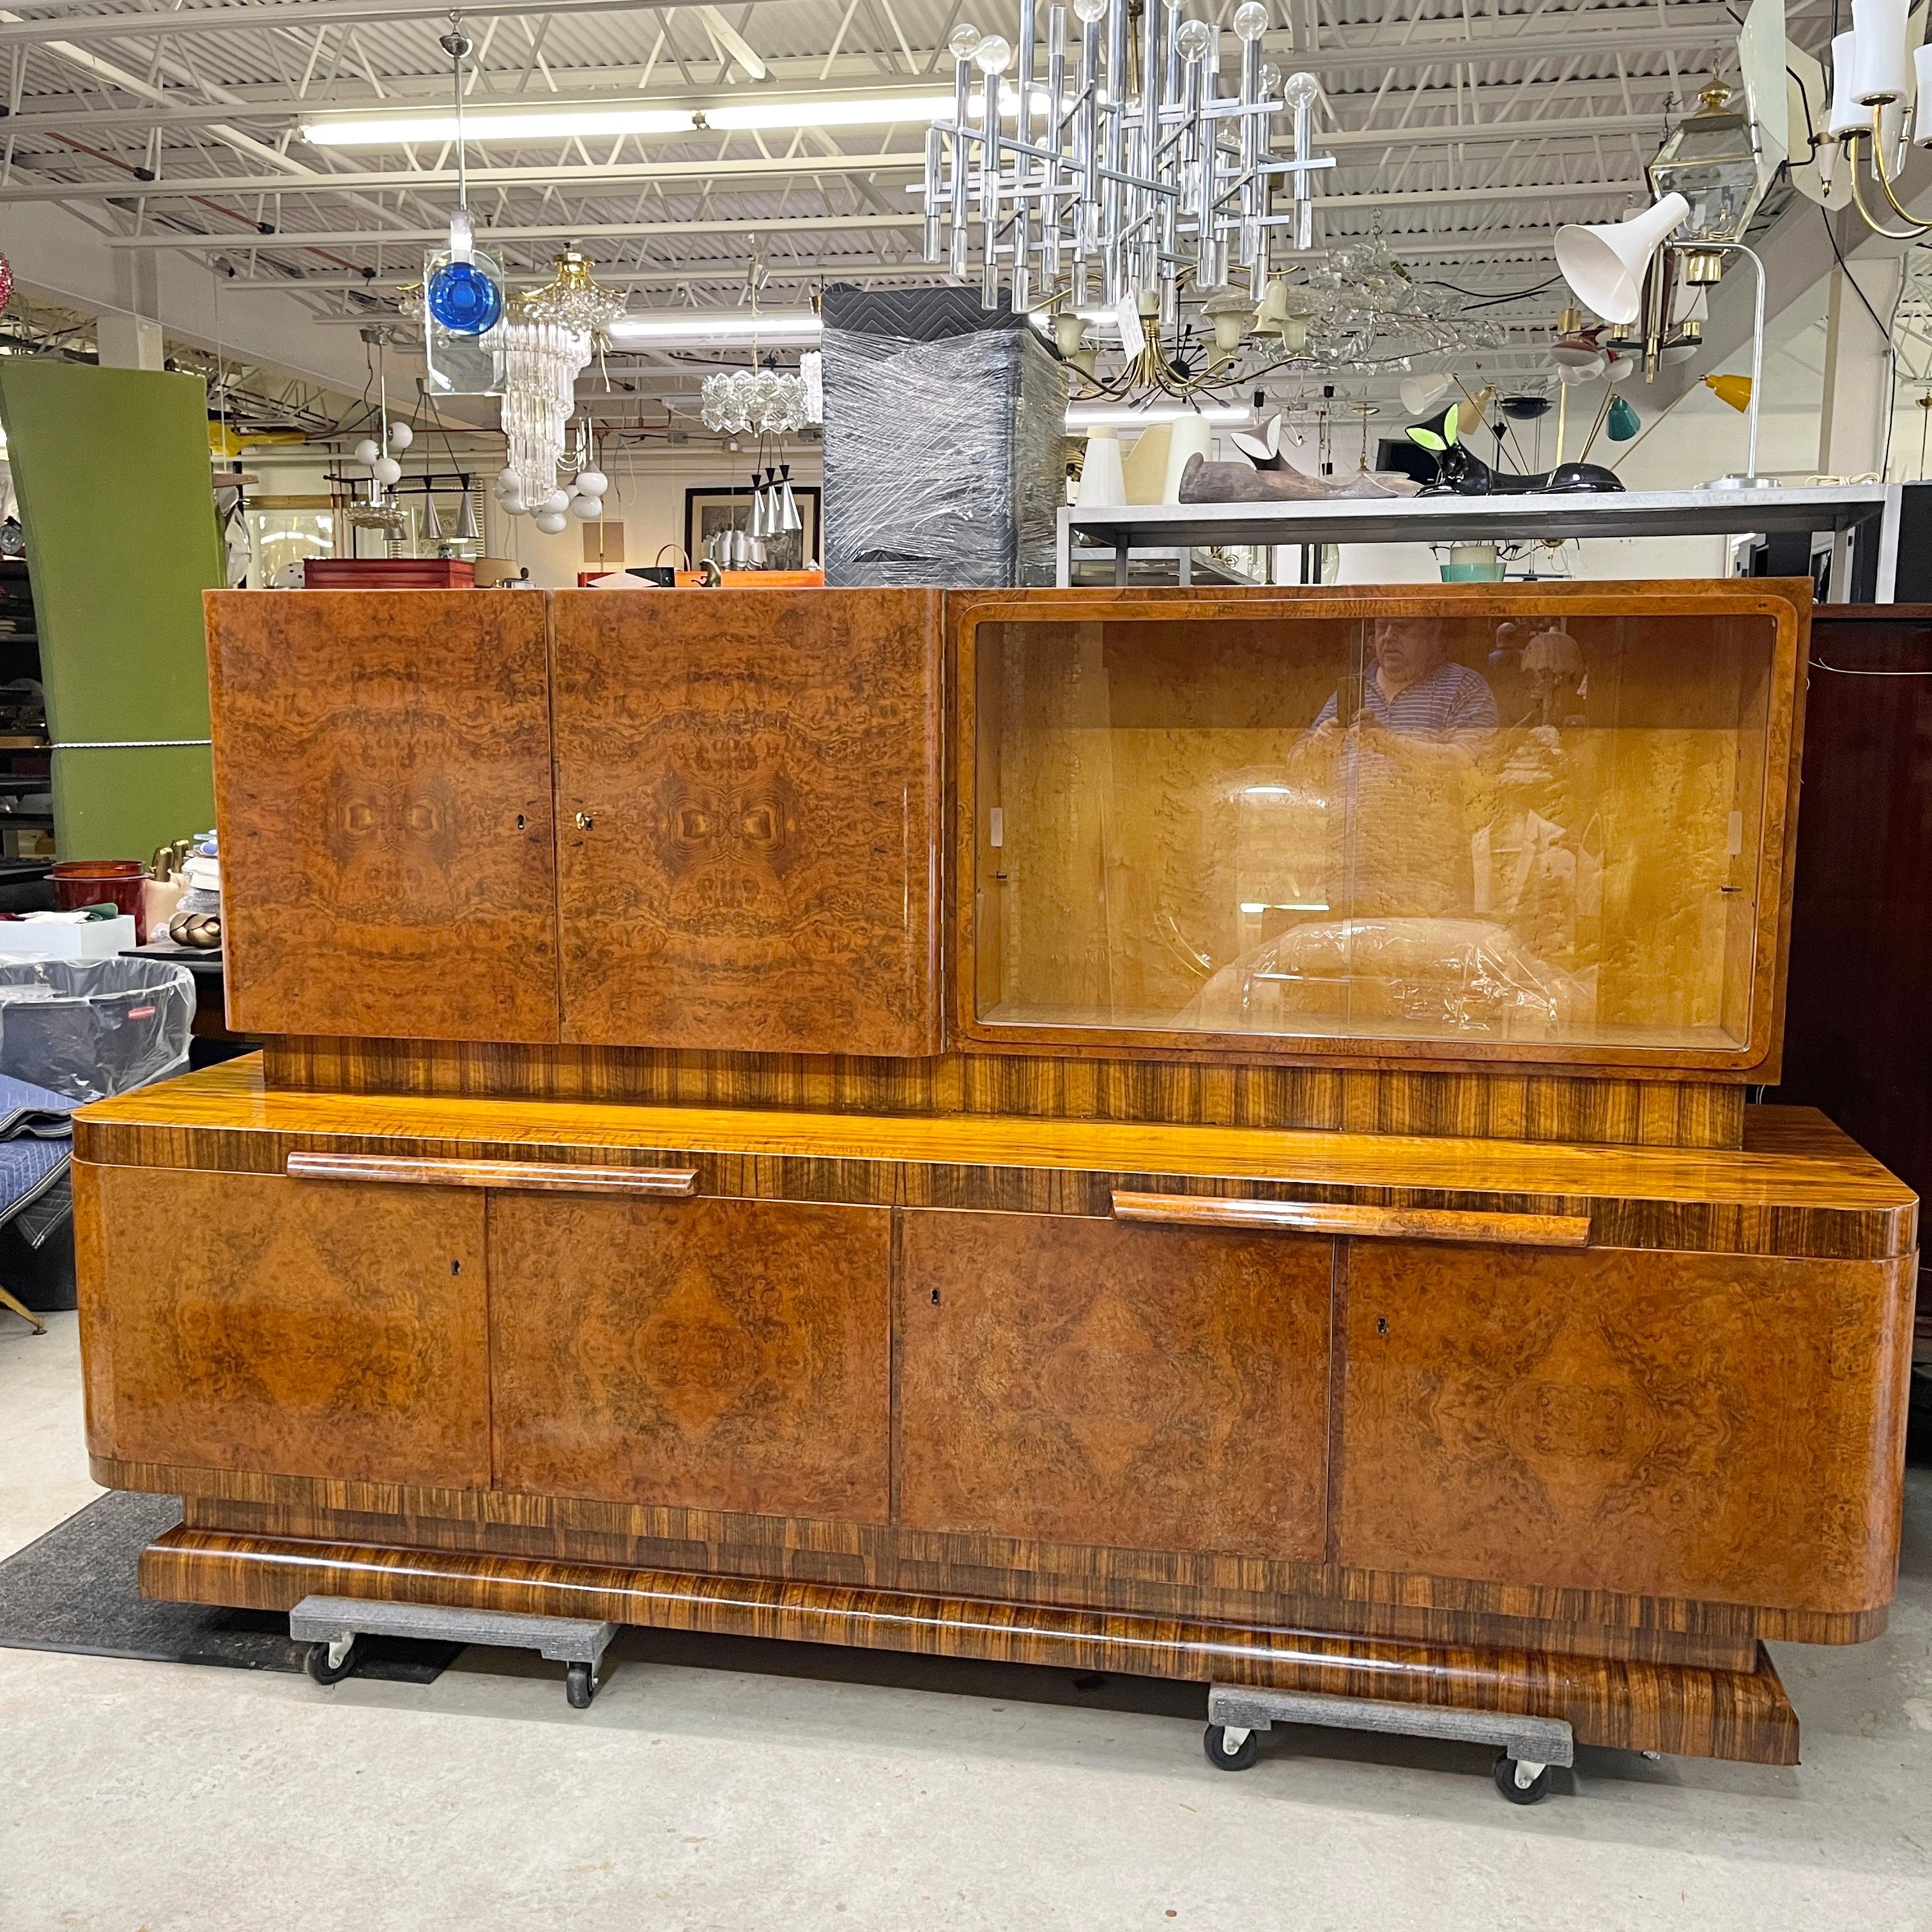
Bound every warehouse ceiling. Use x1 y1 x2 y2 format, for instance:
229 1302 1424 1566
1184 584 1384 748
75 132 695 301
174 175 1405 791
0 0 1839 412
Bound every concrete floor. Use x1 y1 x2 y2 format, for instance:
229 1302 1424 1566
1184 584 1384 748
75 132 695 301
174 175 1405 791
2 1310 1928 1931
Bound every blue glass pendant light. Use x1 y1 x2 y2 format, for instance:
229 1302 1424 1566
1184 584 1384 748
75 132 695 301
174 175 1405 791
424 28 502 339
428 213 503 337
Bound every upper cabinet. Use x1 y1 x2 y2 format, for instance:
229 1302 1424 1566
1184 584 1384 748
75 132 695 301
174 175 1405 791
206 590 560 1043
551 588 943 1057
954 587 1806 1075
205 583 1804 1078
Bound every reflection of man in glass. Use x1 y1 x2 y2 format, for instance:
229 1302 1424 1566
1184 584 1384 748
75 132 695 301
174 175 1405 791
1292 618 1497 917
1310 617 1498 740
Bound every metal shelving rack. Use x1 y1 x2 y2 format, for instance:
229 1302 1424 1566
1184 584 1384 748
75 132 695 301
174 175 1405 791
0 556 54 884
1055 483 1903 599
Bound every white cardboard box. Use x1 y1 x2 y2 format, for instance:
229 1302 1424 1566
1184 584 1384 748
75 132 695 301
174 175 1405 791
0 916 138 958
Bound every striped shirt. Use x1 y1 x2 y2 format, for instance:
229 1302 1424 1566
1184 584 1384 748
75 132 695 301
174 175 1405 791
1314 657 1498 737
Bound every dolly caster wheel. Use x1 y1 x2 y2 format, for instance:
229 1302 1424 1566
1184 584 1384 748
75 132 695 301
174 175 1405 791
565 1660 598 1709
1202 1723 1259 1772
305 1636 360 1686
1493 1752 1552 1805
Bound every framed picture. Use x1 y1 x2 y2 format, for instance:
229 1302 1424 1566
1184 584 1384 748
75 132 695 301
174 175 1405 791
684 484 821 572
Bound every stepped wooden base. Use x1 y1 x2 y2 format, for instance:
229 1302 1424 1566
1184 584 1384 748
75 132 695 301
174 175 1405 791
141 1526 1799 1766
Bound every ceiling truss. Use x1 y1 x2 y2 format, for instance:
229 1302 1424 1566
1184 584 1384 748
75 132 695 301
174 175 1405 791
0 0 1840 413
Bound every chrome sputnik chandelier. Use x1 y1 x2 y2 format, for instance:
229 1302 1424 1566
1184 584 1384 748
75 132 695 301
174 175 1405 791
919 0 1334 394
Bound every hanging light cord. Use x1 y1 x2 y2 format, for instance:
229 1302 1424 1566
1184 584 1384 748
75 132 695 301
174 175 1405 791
442 14 471 218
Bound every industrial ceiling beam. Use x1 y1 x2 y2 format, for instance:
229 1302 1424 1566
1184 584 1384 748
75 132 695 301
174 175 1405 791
693 6 768 81
198 227 1568 298
103 213 934 249
0 5 444 245
0 68 1710 136
0 114 1675 202
0 1 1743 71
96 176 1637 250
0 151 937 201
0 0 699 47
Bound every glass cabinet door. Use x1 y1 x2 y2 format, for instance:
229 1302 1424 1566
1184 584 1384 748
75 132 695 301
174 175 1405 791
965 594 1795 1066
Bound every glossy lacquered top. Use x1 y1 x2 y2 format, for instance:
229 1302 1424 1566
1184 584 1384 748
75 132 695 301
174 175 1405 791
75 1057 1914 1237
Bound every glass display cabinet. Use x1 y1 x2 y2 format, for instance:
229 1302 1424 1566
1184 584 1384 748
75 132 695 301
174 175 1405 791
960 591 1797 1070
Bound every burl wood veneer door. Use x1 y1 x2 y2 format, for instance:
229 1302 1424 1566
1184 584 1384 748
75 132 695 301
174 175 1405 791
75 1163 489 1487
1338 1241 1915 1613
488 1194 892 1520
549 588 942 1055
205 589 560 1041
898 1211 1332 1559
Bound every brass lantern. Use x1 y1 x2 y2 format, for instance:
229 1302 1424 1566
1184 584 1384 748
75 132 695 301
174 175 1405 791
1648 83 1766 278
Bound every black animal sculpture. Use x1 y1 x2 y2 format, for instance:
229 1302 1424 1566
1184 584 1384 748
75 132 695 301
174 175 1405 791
1407 405 1496 494
1406 402 1621 495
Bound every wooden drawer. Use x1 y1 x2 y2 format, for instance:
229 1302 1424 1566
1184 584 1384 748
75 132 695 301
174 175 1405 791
1337 1239 1914 1613
487 1193 892 1520
75 1162 489 1488
897 1208 1333 1560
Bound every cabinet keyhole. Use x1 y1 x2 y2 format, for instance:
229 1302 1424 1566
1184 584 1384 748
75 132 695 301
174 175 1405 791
516 813 526 830
1376 1315 1388 1335
452 1259 463 1275
930 1288 940 1305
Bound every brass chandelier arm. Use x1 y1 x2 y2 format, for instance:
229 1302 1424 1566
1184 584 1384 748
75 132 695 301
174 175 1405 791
1867 126 1932 232
1847 131 1931 240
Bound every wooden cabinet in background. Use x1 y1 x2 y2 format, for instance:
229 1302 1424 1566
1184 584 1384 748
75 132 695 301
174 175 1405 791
206 590 560 1043
550 588 944 1056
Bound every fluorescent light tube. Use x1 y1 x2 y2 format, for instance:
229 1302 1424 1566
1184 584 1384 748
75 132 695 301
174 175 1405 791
303 96 958 147
304 107 693 146
304 88 1054 146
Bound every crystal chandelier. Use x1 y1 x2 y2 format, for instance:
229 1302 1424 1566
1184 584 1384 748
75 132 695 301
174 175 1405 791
700 367 811 436
493 318 593 521
522 245 627 333
490 249 624 525
1288 234 1513 370
920 0 1335 394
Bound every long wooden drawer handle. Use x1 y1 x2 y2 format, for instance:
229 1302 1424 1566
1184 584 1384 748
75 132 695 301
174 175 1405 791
1110 1191 1591 1248
286 1153 700 1196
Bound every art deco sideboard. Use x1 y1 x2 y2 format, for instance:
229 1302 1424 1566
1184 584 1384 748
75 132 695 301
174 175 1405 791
73 582 1915 1782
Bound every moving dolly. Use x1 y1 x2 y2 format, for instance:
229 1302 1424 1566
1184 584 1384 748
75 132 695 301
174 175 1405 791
289 1595 619 1708
1204 1684 1576 1804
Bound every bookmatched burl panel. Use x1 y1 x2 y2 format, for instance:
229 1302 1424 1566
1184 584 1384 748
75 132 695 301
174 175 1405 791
487 1193 892 1521
1338 1241 1914 1613
205 590 560 1043
898 1209 1332 1559
550 588 942 1056
76 1163 489 1489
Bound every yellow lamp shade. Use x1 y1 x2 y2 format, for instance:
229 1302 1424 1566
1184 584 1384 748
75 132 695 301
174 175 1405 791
1703 373 1753 413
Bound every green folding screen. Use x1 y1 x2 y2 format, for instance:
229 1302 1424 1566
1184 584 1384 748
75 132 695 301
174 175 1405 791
0 360 221 861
